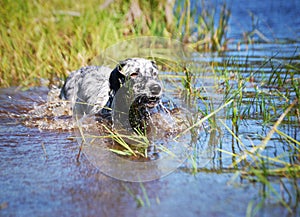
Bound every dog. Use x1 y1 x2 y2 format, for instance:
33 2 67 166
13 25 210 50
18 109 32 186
59 58 163 130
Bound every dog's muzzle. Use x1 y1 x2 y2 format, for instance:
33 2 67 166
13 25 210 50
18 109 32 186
145 82 162 107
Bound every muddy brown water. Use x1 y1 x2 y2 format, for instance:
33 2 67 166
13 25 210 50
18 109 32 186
1 0 300 216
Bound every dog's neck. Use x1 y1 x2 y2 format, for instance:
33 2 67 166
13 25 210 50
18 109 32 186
98 65 127 119
109 64 125 93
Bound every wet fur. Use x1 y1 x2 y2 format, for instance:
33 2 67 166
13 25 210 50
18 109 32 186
60 58 162 124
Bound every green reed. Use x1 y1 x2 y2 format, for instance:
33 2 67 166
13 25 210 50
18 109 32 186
210 55 300 214
175 1 231 51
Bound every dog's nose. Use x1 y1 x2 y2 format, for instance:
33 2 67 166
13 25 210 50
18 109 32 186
150 84 162 95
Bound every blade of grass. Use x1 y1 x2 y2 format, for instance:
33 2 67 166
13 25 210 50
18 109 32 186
260 99 298 148
102 124 137 156
174 99 233 140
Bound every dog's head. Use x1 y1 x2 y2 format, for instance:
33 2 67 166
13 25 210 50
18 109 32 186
109 58 164 132
109 58 162 108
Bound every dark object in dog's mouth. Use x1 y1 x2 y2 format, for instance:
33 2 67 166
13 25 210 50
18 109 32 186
147 96 161 107
136 95 161 108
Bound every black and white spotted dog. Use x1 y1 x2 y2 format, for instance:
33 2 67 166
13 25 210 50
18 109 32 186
59 58 163 130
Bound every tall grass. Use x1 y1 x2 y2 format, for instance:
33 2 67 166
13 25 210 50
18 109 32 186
1 0 123 87
0 0 231 88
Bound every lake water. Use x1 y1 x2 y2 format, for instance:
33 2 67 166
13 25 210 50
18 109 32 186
1 1 299 216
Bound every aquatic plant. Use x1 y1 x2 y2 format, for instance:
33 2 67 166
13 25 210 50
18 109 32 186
211 55 300 214
175 1 231 51
123 182 152 207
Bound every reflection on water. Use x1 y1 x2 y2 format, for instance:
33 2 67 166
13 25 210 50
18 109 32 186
1 1 300 216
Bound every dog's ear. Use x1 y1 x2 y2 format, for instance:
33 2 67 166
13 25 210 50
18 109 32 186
151 60 158 69
117 59 129 74
109 60 128 92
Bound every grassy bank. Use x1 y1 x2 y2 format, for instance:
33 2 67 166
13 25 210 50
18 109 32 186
0 0 123 87
0 0 230 87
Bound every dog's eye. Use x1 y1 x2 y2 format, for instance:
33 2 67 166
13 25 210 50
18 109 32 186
130 72 138 78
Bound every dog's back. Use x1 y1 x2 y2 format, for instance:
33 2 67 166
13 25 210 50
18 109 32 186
60 58 161 121
60 65 112 114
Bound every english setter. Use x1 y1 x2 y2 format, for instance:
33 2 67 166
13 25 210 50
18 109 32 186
59 58 163 130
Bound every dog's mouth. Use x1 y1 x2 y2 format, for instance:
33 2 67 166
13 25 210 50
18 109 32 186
146 96 161 108
134 95 161 108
